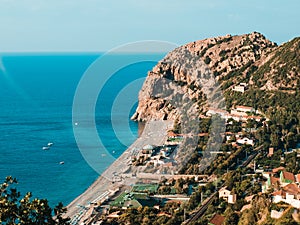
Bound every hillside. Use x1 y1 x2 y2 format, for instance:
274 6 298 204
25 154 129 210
132 32 300 123
252 37 300 90
107 33 300 225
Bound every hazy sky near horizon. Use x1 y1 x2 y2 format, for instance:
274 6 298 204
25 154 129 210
0 0 299 52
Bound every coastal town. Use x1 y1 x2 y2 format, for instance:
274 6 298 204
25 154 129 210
1 31 299 225
66 102 300 225
64 33 300 224
0 1 299 225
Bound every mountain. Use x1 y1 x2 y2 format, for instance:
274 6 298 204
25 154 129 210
132 32 300 122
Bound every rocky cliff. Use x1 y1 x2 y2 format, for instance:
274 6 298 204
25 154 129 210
132 32 299 122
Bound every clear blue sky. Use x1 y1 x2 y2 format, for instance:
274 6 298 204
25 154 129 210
0 0 299 52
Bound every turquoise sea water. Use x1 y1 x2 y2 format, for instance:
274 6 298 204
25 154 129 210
0 53 164 206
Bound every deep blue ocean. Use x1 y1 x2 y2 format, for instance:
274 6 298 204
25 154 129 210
0 53 165 207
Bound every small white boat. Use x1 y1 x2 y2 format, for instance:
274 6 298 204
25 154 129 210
59 161 64 165
47 142 54 146
42 146 50 150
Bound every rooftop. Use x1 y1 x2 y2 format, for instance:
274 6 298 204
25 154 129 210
209 214 225 225
281 171 296 182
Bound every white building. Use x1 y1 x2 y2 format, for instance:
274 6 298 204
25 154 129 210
236 137 254 146
232 83 248 93
235 105 255 113
218 187 237 204
272 184 300 209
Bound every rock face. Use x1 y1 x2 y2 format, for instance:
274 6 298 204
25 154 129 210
131 47 212 122
132 32 299 122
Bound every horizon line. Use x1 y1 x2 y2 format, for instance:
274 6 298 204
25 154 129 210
0 51 169 55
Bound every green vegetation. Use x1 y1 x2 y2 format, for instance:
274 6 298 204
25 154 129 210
204 55 211 64
252 37 300 89
0 176 70 225
101 34 300 225
131 184 159 194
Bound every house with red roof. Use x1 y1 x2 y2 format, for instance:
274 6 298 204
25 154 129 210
262 175 280 193
280 171 296 185
272 183 300 208
273 166 285 173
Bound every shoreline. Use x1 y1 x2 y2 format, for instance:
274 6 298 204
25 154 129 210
65 120 173 220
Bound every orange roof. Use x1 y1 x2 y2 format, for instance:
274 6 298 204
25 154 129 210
168 131 177 137
270 176 279 185
209 214 225 225
283 183 300 195
282 171 295 182
236 105 253 110
272 167 285 173
198 133 209 137
272 190 286 197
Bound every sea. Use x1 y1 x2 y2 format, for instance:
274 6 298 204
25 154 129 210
0 53 165 207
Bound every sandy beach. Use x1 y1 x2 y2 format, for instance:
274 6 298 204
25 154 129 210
66 120 173 221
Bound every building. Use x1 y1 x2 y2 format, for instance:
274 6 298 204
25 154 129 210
262 175 280 193
268 147 274 157
206 106 264 123
230 110 248 117
228 194 237 204
273 167 286 173
236 137 254 146
209 214 225 225
218 187 237 204
232 83 248 93
219 187 231 199
296 174 300 184
272 184 300 209
280 171 296 184
235 105 255 113
271 209 284 219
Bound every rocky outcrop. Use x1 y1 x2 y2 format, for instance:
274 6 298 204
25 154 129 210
132 32 299 122
131 47 219 122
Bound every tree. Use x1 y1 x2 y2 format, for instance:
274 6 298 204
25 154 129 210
238 209 256 225
0 176 70 225
223 206 239 225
